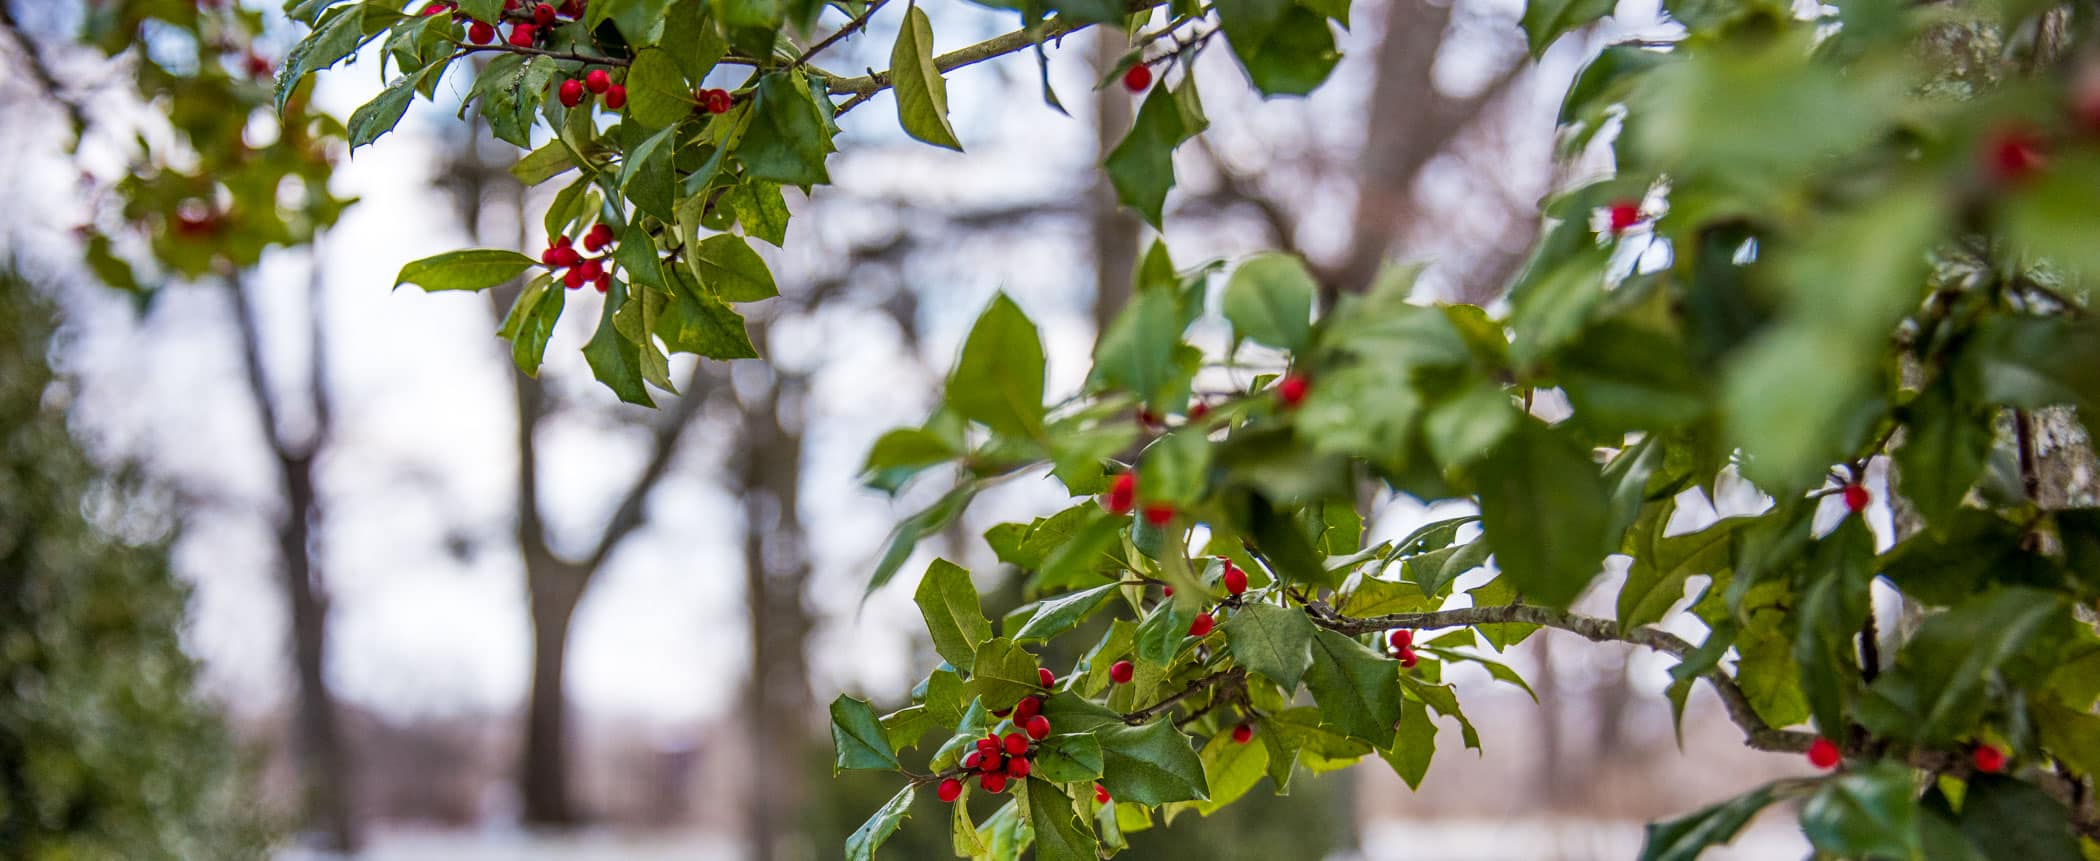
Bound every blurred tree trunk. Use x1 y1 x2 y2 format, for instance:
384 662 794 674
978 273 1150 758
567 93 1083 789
1591 658 1634 756
735 371 815 861
1531 632 1570 807
226 267 361 852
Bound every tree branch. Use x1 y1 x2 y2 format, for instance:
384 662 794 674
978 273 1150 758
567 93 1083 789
794 0 891 68
578 360 716 574
1122 668 1243 725
1303 601 1812 754
825 1 1164 113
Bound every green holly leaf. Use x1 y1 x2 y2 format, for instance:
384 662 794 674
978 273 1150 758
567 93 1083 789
1376 699 1436 789
1223 603 1315 691
1025 778 1098 861
915 559 990 673
1094 721 1210 805
1012 583 1120 644
1800 762 1921 859
1222 253 1316 353
1474 420 1614 608
844 784 915 861
347 71 423 150
625 48 694 129
1091 285 1188 410
1032 733 1106 782
657 271 760 359
890 3 963 150
1105 79 1208 228
496 272 563 376
1858 587 2070 745
1304 628 1403 747
277 3 373 111
947 293 1046 439
741 71 834 186
1192 726 1270 815
1520 0 1615 57
1638 783 1781 861
965 637 1042 713
393 249 538 293
831 695 902 772
583 284 656 407
1618 508 1742 629
1895 378 1991 528
688 234 779 302
866 483 977 596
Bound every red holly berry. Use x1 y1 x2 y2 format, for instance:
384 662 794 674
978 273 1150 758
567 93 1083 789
584 68 611 94
1138 407 1163 428
1014 697 1042 722
530 3 553 24
552 234 573 247
584 223 614 251
1388 629 1412 651
604 84 627 110
1094 784 1110 804
1162 585 1173 597
1104 472 1137 515
1277 374 1309 408
1973 744 2007 773
1231 724 1253 744
1606 199 1641 235
577 258 603 281
962 750 983 771
1038 668 1056 688
1188 401 1209 421
508 22 537 47
504 0 521 10
1222 564 1247 595
422 2 455 15
563 268 585 289
1006 756 1032 778
1399 648 1419 669
980 773 1007 793
1110 660 1134 684
560 0 584 15
593 274 610 293
705 88 734 115
467 20 496 43
1025 715 1052 740
243 52 272 79
1807 737 1842 769
1141 503 1175 526
551 246 582 268
1841 483 1869 514
938 778 963 803
1983 125 2048 186
558 78 584 108
1003 732 1029 756
1188 612 1214 638
1123 62 1152 93
541 247 563 266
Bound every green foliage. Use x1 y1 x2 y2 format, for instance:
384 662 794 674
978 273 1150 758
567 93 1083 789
0 273 271 858
268 0 2100 854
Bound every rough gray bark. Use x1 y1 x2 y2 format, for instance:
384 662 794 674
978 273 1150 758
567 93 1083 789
735 369 815 861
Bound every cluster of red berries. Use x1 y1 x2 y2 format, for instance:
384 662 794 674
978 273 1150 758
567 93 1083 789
1099 472 1177 526
695 88 735 115
937 670 1061 802
540 223 616 291
1386 629 1420 669
558 68 626 110
437 0 586 49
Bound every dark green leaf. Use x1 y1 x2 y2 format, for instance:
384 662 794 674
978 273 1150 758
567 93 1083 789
1222 253 1316 352
1025 778 1098 861
1032 733 1106 783
394 249 538 292
890 3 962 150
1800 763 1921 859
915 559 990 672
625 48 694 129
1095 721 1210 805
1012 583 1120 644
947 293 1046 439
845 784 915 861
831 695 902 772
1474 420 1614 608
965 637 1041 712
1104 79 1207 228
1304 627 1403 747
1223 603 1315 691
1638 784 1780 861
741 71 834 186
1520 0 1615 56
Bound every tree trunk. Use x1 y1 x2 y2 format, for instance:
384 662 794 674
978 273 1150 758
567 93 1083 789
520 556 586 826
738 378 815 861
227 274 360 852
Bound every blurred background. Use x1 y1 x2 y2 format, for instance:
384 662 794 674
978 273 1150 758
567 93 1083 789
0 0 1828 856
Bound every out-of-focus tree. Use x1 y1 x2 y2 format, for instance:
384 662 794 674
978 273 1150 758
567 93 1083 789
3 0 360 848
0 268 272 859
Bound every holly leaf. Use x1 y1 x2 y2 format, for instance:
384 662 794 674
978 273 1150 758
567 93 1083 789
1800 762 1921 859
1474 420 1614 608
1520 0 1616 57
915 559 990 672
689 234 779 302
1222 253 1316 352
890 3 962 150
1304 628 1403 747
965 637 1042 713
394 249 538 292
844 784 915 861
1025 779 1098 861
1638 784 1780 861
947 293 1046 439
1032 733 1106 783
1104 79 1208 228
1223 603 1315 691
1012 583 1120 644
831 695 901 772
1094 721 1210 805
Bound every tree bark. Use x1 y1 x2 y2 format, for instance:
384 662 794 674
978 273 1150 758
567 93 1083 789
520 554 586 825
227 271 360 852
737 376 815 861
